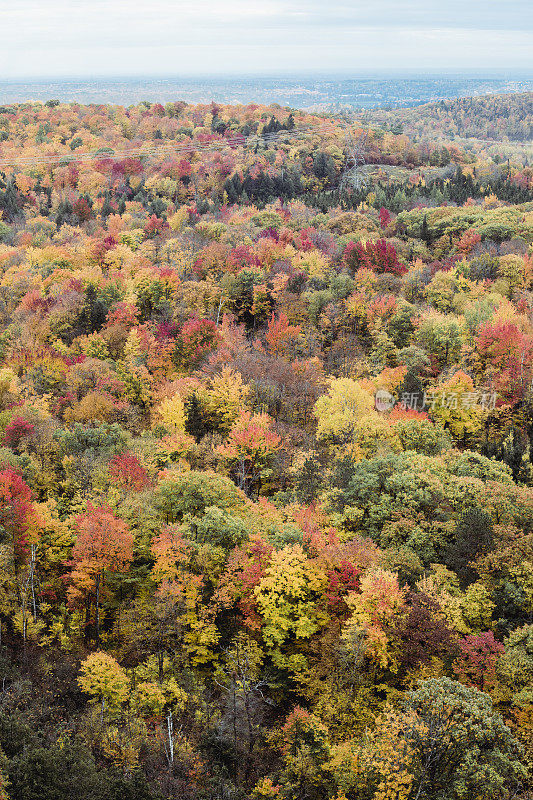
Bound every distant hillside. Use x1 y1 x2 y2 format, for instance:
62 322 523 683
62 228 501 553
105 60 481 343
363 92 533 143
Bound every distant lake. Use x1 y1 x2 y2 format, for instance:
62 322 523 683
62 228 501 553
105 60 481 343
1 75 532 110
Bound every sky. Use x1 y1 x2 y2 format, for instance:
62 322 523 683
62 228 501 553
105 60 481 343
4 0 533 79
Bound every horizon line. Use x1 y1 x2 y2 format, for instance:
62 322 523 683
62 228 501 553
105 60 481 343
2 70 533 83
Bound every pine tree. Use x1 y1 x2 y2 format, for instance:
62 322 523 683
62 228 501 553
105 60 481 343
185 392 209 441
445 507 493 587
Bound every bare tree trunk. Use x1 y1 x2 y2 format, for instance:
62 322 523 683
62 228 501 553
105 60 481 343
165 710 174 770
95 572 101 648
30 543 37 621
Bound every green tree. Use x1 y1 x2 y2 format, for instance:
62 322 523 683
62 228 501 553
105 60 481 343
445 506 493 587
405 677 527 799
416 312 466 371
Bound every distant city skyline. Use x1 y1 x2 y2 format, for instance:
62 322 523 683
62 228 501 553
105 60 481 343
6 0 533 79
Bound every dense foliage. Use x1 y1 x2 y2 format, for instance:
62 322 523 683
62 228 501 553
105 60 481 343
0 95 530 799
364 91 533 142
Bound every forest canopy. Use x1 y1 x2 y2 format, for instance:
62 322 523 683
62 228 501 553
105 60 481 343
0 94 530 799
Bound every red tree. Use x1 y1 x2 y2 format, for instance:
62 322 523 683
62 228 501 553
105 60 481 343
173 318 220 371
216 536 274 630
264 313 301 357
108 453 152 491
72 197 92 222
394 590 458 670
379 207 391 229
0 469 36 565
344 239 406 276
475 321 533 401
68 505 133 646
4 417 34 451
144 214 167 238
453 631 505 691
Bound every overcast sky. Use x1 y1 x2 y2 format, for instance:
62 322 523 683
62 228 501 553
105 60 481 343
4 0 533 78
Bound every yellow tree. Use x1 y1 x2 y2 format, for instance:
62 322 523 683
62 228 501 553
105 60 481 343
204 367 251 432
342 568 406 671
78 651 129 721
150 525 219 667
314 378 375 443
254 544 327 673
154 393 187 432
329 705 419 800
429 371 486 445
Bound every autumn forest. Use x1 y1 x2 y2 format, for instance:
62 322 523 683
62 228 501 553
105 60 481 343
0 92 530 799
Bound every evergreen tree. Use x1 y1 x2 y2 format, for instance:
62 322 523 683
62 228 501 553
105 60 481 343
185 392 209 441
445 507 494 587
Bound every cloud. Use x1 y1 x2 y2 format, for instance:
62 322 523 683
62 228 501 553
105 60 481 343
3 0 532 77
286 0 532 30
